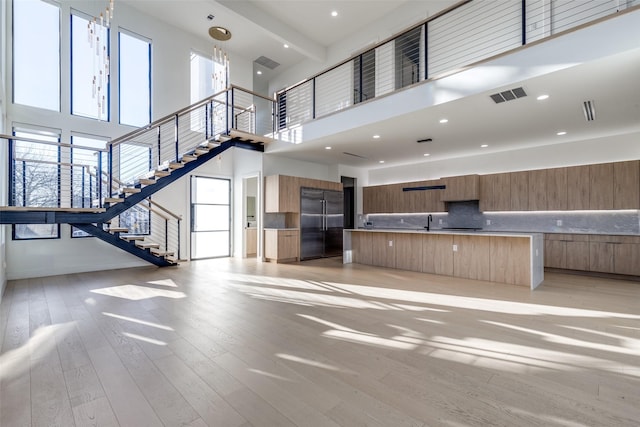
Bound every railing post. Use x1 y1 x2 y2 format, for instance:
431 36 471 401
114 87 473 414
108 144 114 198
174 114 179 163
358 55 363 103
312 78 316 119
230 88 235 133
205 103 209 140
177 219 181 260
97 153 103 208
81 166 86 208
89 168 93 209
157 126 161 168
22 160 26 206
424 22 429 80
8 138 14 206
521 0 527 45
165 218 168 252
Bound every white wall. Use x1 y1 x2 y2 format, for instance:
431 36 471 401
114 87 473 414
263 153 335 182
4 0 254 280
0 0 6 297
368 132 640 185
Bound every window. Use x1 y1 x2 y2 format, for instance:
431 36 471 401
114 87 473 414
71 11 110 120
13 0 60 111
190 51 227 104
71 135 108 237
119 30 151 127
191 176 231 259
12 127 61 239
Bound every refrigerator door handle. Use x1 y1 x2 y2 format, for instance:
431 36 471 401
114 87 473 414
322 199 327 231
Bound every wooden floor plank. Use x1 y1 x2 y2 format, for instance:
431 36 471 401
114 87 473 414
1 258 639 426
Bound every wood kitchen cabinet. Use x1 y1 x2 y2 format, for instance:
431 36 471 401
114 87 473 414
264 229 299 263
614 241 640 276
479 173 510 211
441 175 479 202
589 235 616 273
422 234 454 276
490 236 531 286
371 233 396 268
265 175 299 212
351 231 373 265
528 169 547 211
613 160 640 209
395 234 423 272
453 235 491 281
546 167 568 210
589 163 614 210
566 165 590 210
510 171 529 211
544 234 567 268
544 234 589 271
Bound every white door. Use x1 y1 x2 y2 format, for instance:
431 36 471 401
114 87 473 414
190 176 231 259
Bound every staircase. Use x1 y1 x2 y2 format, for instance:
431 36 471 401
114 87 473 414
1 86 275 266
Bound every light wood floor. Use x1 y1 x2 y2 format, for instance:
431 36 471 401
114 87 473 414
1 258 639 427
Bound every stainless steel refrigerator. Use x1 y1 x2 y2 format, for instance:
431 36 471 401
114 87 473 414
300 187 344 260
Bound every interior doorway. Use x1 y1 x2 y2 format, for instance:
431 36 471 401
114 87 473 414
341 176 356 230
243 176 258 258
190 176 231 259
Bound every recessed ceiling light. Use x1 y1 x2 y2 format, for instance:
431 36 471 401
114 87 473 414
379 160 385 164
325 146 332 150
480 144 489 148
256 70 262 75
373 134 380 139
439 118 448 124
537 94 549 101
331 11 338 17
283 44 289 48
424 153 430 157
557 131 567 136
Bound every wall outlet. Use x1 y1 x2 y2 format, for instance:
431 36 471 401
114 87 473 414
453 244 458 252
556 219 563 227
389 240 393 247
486 219 491 225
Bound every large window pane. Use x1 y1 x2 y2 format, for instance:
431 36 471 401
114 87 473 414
12 128 61 239
13 0 60 111
119 30 151 127
71 12 109 120
193 176 229 205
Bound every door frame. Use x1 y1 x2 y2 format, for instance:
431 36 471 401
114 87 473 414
189 174 232 260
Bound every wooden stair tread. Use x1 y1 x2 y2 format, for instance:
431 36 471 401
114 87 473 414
107 227 129 233
181 154 198 162
121 235 145 241
229 129 274 145
194 148 209 155
169 162 184 169
154 170 171 177
151 248 174 256
104 197 123 203
138 178 156 186
122 187 141 194
136 242 161 249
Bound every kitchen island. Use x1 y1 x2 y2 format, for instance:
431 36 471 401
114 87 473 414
344 229 544 289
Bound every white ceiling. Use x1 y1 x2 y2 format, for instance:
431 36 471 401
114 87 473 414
122 1 640 169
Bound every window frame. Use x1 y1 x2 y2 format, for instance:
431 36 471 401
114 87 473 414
118 28 152 127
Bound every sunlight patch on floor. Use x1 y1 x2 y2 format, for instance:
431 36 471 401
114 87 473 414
147 278 179 288
276 353 343 372
91 285 186 301
323 329 417 350
122 332 167 346
248 368 294 382
102 312 175 331
0 322 75 382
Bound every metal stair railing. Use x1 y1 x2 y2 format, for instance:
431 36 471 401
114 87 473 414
106 85 276 203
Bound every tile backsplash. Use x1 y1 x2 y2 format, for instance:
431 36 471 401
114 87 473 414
365 202 640 235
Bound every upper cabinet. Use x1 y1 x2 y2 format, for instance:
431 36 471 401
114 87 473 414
613 160 640 209
441 175 479 202
479 173 510 211
546 167 568 210
510 171 528 211
589 163 614 210
363 180 445 214
528 169 547 211
567 165 590 210
265 175 299 213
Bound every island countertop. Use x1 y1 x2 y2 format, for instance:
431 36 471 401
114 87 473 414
344 229 544 290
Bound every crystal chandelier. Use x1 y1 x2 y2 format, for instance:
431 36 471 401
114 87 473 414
87 0 114 118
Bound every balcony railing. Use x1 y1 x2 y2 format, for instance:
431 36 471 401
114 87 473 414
276 0 639 131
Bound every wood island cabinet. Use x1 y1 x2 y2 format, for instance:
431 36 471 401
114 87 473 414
351 231 372 265
422 234 454 276
394 234 423 272
371 233 396 269
453 235 491 281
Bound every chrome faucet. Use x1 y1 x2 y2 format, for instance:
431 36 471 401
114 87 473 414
425 214 433 231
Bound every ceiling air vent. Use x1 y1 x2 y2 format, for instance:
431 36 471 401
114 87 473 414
583 100 596 121
343 152 368 159
254 56 280 70
490 87 527 103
